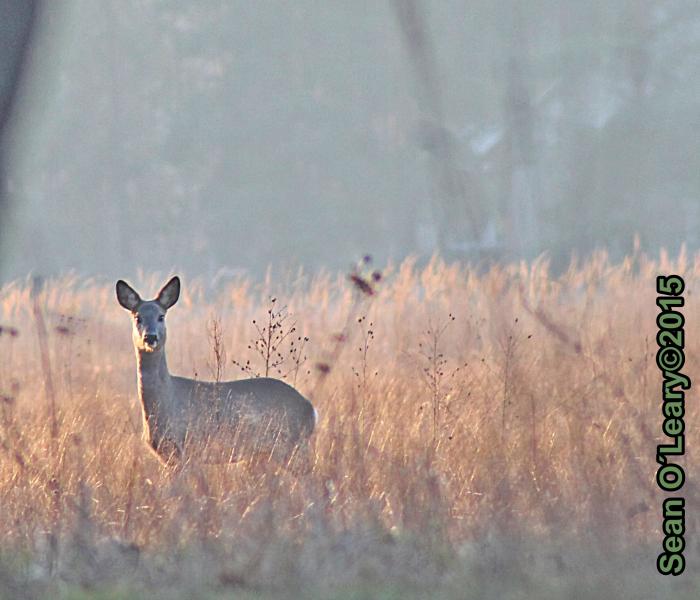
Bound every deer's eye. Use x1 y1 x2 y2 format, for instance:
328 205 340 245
158 315 165 322
135 315 142 325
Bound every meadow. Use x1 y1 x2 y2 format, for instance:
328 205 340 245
0 252 697 599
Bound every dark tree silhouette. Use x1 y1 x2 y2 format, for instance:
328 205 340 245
0 0 42 270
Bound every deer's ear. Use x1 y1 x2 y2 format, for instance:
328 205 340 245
116 280 141 311
156 276 180 310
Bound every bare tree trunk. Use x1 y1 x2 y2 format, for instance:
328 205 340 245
392 0 485 258
501 4 538 258
0 0 43 274
556 3 600 258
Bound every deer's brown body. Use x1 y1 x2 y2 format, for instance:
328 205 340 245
117 276 316 465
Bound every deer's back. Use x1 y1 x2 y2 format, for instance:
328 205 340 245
171 376 315 446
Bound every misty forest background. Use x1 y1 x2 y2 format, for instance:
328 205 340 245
2 1 700 281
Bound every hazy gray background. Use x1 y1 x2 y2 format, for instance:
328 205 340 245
2 1 699 282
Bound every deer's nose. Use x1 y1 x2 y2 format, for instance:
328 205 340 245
144 334 158 346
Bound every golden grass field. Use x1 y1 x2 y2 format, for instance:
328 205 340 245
0 253 697 599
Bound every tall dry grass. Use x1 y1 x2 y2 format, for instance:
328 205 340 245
0 253 697 598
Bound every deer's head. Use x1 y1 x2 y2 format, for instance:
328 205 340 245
116 276 180 353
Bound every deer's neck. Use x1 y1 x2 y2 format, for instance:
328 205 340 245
136 348 172 426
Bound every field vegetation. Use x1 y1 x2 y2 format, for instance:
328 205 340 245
0 253 697 598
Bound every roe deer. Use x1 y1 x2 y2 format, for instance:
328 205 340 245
116 276 317 466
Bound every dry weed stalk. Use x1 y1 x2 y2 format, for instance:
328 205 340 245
232 297 303 380
351 315 377 438
206 314 227 383
417 313 464 450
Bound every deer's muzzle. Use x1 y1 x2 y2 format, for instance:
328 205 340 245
144 334 158 348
